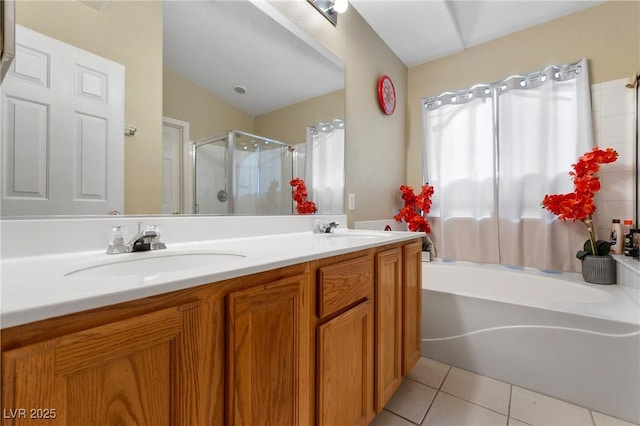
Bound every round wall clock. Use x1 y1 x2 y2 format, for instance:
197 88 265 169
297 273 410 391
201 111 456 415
377 75 396 115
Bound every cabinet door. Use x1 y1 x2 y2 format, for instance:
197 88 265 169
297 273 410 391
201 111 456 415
375 248 403 411
317 299 374 426
227 275 310 426
1 302 201 426
403 241 423 374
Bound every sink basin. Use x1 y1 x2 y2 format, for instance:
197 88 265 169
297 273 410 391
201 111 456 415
64 249 247 278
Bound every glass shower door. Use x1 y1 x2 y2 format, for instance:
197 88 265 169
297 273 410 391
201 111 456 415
233 132 293 215
194 137 230 214
193 130 294 215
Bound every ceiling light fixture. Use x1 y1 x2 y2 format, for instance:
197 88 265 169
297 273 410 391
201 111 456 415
307 0 348 26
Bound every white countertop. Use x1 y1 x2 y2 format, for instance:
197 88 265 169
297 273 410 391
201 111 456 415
1 226 422 329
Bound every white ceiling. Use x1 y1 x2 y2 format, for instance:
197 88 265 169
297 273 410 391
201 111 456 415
163 1 344 117
349 0 606 66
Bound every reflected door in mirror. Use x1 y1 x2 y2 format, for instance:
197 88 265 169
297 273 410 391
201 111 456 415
1 26 124 216
162 124 181 214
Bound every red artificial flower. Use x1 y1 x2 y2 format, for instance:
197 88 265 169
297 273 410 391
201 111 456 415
394 183 434 233
290 178 317 214
541 147 618 255
541 147 617 222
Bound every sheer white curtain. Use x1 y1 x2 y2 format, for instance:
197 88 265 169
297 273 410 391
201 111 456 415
305 120 345 214
423 96 500 263
423 59 593 271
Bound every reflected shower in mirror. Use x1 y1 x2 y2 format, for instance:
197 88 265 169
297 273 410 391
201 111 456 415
3 0 345 217
194 131 295 215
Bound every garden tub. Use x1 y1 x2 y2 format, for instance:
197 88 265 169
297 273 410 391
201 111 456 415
421 261 640 424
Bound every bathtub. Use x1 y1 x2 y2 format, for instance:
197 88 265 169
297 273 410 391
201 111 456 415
421 261 640 424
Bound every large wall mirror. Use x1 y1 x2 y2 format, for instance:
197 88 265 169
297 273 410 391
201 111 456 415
1 0 345 217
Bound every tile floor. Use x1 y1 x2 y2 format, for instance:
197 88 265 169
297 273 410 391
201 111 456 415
371 357 639 426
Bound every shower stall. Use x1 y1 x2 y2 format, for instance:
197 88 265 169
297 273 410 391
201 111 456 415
193 130 296 215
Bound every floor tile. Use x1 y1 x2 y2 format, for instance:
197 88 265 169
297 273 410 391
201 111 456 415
422 392 508 426
510 386 593 426
384 379 437 424
441 367 511 415
508 418 532 426
406 357 450 389
592 411 639 426
370 410 418 426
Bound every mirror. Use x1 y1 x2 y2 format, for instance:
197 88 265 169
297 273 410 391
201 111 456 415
3 0 345 217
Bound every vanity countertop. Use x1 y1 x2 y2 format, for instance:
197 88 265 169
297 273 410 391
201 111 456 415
1 227 422 329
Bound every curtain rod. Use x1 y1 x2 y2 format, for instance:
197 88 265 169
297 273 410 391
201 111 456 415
423 59 586 111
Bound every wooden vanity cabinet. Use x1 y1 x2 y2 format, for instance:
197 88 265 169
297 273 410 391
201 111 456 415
1 301 202 426
0 239 423 426
226 274 311 426
314 240 424 422
315 254 375 426
374 248 403 411
402 240 423 374
372 240 423 412
0 262 308 426
317 299 374 426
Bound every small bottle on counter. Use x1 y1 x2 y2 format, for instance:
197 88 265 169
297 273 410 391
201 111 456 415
633 229 640 259
623 220 634 256
610 219 623 254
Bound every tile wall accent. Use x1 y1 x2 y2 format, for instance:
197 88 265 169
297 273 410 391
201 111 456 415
591 77 637 241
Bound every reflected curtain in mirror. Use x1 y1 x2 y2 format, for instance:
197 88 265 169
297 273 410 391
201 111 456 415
305 119 345 214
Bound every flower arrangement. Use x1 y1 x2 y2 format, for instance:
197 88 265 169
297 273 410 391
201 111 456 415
290 178 317 214
394 184 434 232
541 147 618 257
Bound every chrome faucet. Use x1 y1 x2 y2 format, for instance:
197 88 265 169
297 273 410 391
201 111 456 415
128 229 166 252
314 220 340 234
107 224 167 254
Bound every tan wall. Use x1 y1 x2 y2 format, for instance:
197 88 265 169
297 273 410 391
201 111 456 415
269 2 408 226
163 67 255 141
255 89 345 146
16 1 163 214
407 0 640 188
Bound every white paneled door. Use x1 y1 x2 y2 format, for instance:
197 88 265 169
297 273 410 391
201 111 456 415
162 124 182 214
0 25 124 216
162 116 191 215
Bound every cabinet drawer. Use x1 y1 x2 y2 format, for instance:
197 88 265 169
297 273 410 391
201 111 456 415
317 255 373 318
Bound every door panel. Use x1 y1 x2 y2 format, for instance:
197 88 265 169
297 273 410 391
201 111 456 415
403 241 423 374
162 124 181 214
1 25 124 215
227 275 310 426
317 299 374 426
1 303 200 426
375 248 402 411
